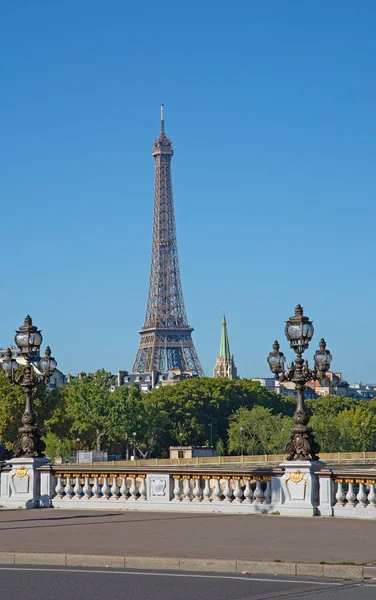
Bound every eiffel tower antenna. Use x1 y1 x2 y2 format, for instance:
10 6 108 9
132 106 204 376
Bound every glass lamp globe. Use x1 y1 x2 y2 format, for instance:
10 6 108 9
39 346 57 376
1 348 19 379
15 315 43 355
267 340 286 375
314 338 332 377
285 304 314 353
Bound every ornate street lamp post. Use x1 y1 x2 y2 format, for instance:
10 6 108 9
240 426 245 458
208 423 213 447
361 422 365 456
1 316 57 458
267 305 332 461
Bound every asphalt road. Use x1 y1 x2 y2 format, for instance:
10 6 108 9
2 509 376 564
0 566 375 600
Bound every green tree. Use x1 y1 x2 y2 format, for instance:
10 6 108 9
67 370 129 451
43 431 73 462
147 377 291 455
109 384 167 458
215 438 226 456
132 394 169 458
309 413 342 452
307 395 357 416
107 383 143 457
336 405 376 452
227 405 293 455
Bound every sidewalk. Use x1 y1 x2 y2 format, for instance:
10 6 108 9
0 509 375 565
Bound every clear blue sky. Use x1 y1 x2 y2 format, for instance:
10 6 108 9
1 1 375 383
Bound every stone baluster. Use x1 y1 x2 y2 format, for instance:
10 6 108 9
223 478 233 502
356 481 367 506
264 480 271 504
130 477 139 500
254 480 265 503
183 477 192 501
92 476 101 498
111 476 120 499
212 478 222 502
120 477 129 499
55 475 64 498
73 476 82 498
345 481 356 506
335 481 345 505
101 476 110 499
65 476 73 499
367 483 376 507
173 476 183 501
244 480 254 503
139 477 147 501
233 479 243 503
193 477 203 501
203 477 211 501
82 476 92 499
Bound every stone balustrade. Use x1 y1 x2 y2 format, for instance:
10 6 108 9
2 458 376 518
330 470 376 518
47 467 274 513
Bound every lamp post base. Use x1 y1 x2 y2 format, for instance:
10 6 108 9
285 427 321 462
271 461 326 516
0 457 51 509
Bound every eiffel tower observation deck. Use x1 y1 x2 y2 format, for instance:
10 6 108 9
132 106 204 378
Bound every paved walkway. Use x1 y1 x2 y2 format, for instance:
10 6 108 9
1 509 375 564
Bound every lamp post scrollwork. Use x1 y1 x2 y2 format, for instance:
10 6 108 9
267 305 332 461
1 316 57 458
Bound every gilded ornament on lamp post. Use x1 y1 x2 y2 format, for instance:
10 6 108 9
1 316 57 458
267 305 332 461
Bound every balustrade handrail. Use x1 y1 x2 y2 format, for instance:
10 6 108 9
329 468 376 481
53 451 376 469
41 463 283 478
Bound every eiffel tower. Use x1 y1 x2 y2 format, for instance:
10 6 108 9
132 106 204 377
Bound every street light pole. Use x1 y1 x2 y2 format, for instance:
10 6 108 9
1 316 57 458
240 426 244 459
208 423 213 447
267 305 332 461
179 432 183 458
133 432 137 460
361 422 365 456
76 438 81 463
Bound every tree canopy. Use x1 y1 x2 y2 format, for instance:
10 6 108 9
1 372 375 459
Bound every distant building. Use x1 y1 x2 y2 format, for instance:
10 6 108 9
254 371 376 401
0 346 66 390
213 314 238 379
252 378 317 399
117 369 194 392
169 446 215 460
252 377 277 393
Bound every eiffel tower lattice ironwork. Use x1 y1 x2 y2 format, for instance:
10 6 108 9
132 106 204 376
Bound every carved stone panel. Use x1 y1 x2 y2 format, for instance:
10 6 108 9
146 474 172 502
9 466 32 496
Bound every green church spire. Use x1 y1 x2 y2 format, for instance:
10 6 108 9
219 313 231 360
213 313 238 379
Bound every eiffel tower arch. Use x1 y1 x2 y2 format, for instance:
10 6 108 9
132 106 204 377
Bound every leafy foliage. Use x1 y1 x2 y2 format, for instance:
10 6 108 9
43 431 73 463
146 377 294 454
228 406 293 454
3 370 376 458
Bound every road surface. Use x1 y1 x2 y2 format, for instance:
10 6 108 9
1 566 375 600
